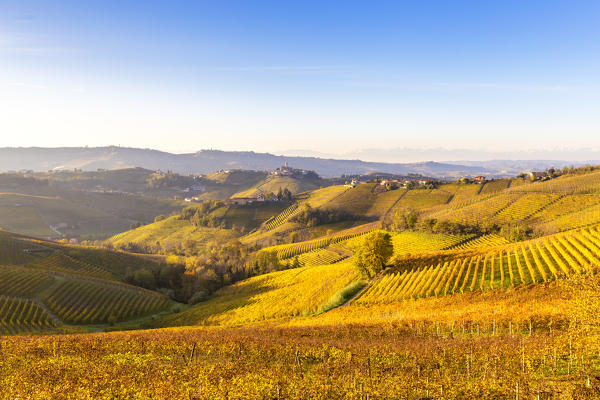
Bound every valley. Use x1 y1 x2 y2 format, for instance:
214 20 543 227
1 164 600 398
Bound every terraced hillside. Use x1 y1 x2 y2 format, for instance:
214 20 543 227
145 222 600 331
0 296 58 335
354 225 600 304
240 185 349 244
0 231 174 333
44 278 169 324
261 222 378 260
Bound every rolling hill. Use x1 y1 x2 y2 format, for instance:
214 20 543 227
4 165 600 400
0 146 498 178
0 230 178 333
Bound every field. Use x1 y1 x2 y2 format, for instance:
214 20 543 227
1 291 598 399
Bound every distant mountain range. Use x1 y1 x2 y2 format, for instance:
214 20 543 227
280 147 600 165
0 146 588 179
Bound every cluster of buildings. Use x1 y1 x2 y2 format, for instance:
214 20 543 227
269 163 310 177
378 178 436 189
458 176 487 184
528 171 550 181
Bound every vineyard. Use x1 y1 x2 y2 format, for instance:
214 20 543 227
391 188 453 213
44 278 170 324
449 234 509 251
0 266 55 297
529 194 600 223
492 193 561 224
439 183 482 204
322 184 379 216
262 202 299 231
295 248 347 267
534 202 600 234
0 296 57 334
479 178 511 194
426 192 523 225
513 170 600 194
391 231 474 256
26 252 114 280
364 188 407 217
353 225 600 304
0 232 50 265
264 223 377 260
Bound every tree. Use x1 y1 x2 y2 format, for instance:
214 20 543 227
405 212 418 229
130 268 156 289
354 231 394 278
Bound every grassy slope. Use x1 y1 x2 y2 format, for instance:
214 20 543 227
108 215 239 254
149 260 359 328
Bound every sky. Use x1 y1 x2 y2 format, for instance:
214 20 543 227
1 1 599 156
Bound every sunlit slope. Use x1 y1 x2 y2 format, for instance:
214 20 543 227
0 296 58 334
231 175 324 199
289 279 567 329
353 224 600 305
389 231 474 256
150 260 360 327
426 191 600 233
319 184 412 218
260 222 378 260
108 201 289 253
423 172 600 233
240 185 349 243
108 215 237 253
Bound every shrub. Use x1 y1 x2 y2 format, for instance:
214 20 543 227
188 290 209 305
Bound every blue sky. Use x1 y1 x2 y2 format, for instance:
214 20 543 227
1 1 599 155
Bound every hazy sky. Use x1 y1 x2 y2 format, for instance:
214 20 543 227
1 1 599 154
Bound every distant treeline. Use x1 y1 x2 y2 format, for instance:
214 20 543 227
386 211 536 242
